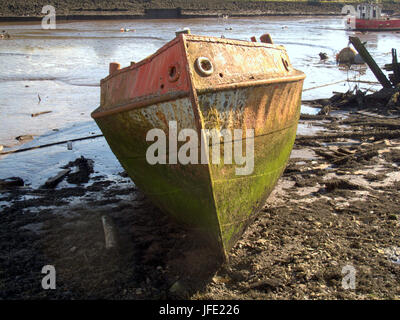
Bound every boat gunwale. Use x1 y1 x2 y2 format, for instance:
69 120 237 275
100 35 182 84
91 72 305 119
91 90 189 119
99 34 288 85
196 71 305 94
184 35 285 51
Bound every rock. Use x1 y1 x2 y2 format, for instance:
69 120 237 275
169 280 187 297
336 47 356 64
256 238 268 245
319 52 328 60
212 275 230 284
135 288 142 295
118 171 129 178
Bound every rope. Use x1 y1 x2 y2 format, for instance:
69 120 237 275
0 134 103 156
302 79 348 92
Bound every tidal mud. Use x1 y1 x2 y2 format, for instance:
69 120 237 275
1 105 400 299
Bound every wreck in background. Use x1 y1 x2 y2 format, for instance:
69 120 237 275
346 2 400 31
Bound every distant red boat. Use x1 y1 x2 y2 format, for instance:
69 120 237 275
355 17 400 31
346 3 400 31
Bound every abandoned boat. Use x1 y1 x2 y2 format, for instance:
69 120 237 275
346 3 400 31
91 31 305 259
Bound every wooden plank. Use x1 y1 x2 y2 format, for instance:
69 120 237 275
31 110 52 117
392 48 400 86
384 63 394 71
43 169 71 188
349 36 392 88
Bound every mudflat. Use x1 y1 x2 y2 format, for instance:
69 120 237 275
1 102 400 299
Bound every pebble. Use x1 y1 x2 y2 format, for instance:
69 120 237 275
256 238 268 245
169 280 187 296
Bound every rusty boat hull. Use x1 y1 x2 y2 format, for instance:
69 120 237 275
91 33 305 259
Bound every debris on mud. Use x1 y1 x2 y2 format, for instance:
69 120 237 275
31 111 52 118
1 96 400 300
62 156 94 185
15 135 34 142
0 177 24 190
42 169 71 189
303 84 400 116
319 52 328 61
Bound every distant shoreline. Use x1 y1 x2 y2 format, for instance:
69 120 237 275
1 1 399 23
0 12 341 23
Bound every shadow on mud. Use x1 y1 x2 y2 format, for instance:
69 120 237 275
0 181 223 299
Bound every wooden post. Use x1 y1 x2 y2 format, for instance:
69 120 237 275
392 48 400 86
349 36 392 88
102 215 118 249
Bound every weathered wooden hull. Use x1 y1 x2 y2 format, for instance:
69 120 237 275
92 33 305 259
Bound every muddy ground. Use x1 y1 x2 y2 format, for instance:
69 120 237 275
2 1 400 19
1 91 400 300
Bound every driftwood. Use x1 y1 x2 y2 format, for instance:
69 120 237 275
102 215 118 250
331 149 378 166
300 114 337 121
31 111 52 117
340 121 400 130
296 129 400 142
42 169 71 188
